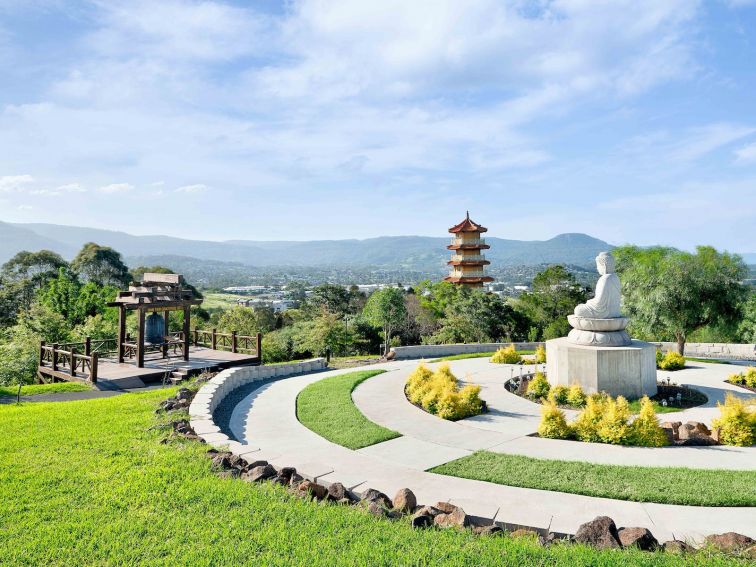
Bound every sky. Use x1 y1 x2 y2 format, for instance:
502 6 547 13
0 0 755 252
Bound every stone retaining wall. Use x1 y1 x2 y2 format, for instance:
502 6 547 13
389 342 544 360
188 359 326 446
652 342 756 360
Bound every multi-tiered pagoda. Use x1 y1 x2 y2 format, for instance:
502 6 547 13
444 212 494 288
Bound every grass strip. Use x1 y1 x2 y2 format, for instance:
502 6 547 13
0 382 91 397
429 350 537 362
431 451 756 507
0 390 748 565
296 369 400 449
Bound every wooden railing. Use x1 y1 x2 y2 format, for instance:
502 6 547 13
120 332 186 361
193 328 261 356
38 341 99 383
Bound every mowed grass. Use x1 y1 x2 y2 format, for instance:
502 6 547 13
432 451 756 507
0 382 91 397
429 350 536 362
296 370 400 449
2 394 742 566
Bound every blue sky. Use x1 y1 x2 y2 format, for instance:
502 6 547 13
0 1 755 252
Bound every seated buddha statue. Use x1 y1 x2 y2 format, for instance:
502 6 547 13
574 251 621 318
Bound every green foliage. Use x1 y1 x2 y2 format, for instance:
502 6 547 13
566 384 587 408
71 242 131 286
537 399 572 439
304 284 354 317
362 287 407 354
0 250 68 321
216 305 278 336
526 372 550 399
405 363 484 420
572 394 607 443
549 385 569 405
727 367 756 389
630 397 668 447
657 351 685 371
490 344 522 364
0 382 90 397
614 245 749 353
711 394 756 447
737 293 756 342
296 369 399 449
534 344 546 364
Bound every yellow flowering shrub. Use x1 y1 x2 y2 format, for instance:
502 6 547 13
491 344 522 364
630 396 668 447
538 398 572 439
405 363 484 420
727 367 756 389
526 372 550 399
549 384 569 405
657 351 685 371
566 384 587 408
711 394 756 447
597 396 632 445
534 344 546 364
573 394 608 442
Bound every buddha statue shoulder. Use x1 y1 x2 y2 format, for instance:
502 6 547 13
574 252 621 319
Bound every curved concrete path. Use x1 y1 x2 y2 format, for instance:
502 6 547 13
352 358 756 470
226 360 756 541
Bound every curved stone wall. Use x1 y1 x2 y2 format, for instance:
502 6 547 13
389 342 544 360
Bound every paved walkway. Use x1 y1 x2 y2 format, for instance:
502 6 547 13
352 358 756 470
226 360 756 541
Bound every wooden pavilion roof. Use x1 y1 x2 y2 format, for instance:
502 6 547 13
107 273 203 311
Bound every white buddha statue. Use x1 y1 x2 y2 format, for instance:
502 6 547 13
574 251 621 318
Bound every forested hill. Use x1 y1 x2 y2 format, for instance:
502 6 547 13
1 221 612 269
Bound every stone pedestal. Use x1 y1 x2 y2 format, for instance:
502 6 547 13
546 337 657 399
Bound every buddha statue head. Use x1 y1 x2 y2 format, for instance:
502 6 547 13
596 251 615 275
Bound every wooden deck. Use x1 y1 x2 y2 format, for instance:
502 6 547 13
91 347 259 390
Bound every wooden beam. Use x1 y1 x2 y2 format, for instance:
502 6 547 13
182 306 190 361
117 306 126 363
143 273 182 284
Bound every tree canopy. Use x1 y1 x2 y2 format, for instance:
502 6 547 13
71 243 131 287
362 287 407 354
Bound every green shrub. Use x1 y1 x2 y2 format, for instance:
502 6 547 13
526 372 550 399
490 344 522 364
405 364 434 405
549 384 569 405
537 399 572 439
727 367 756 389
572 394 607 442
597 396 632 445
406 363 484 420
657 351 685 370
630 396 668 447
566 384 587 408
711 394 756 446
534 344 546 364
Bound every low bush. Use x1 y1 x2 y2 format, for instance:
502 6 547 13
727 367 756 389
597 396 632 445
406 363 484 420
549 384 569 405
572 394 607 443
537 399 572 439
630 397 668 447
711 394 756 447
490 344 522 364
566 384 587 408
657 351 685 371
534 344 546 364
526 372 550 399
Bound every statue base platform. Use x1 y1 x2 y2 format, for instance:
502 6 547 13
545 337 657 399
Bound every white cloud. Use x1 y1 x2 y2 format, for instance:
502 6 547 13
0 174 34 192
57 182 86 192
734 142 756 164
175 183 208 193
98 183 133 193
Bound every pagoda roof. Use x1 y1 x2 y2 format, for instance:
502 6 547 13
448 211 488 233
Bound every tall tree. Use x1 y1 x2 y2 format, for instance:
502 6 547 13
71 243 131 287
0 250 68 318
362 287 407 355
305 284 352 317
615 245 748 354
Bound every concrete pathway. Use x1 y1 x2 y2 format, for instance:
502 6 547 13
226 361 756 541
352 358 756 470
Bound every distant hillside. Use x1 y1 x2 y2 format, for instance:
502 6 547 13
1 221 613 269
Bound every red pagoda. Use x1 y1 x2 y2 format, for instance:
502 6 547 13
444 212 494 288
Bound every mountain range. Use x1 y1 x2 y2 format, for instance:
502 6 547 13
2 220 753 271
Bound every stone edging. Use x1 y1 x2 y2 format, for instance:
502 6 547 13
188 359 326 446
390 342 544 360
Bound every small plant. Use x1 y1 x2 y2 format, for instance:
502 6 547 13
526 372 550 399
537 398 572 439
566 384 587 408
657 351 685 371
549 384 569 405
405 363 484 420
534 344 546 364
405 364 434 405
711 394 756 447
630 396 668 447
597 396 632 445
491 344 522 364
572 393 607 443
727 367 756 389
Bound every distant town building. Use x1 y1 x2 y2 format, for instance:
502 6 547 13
444 212 494 288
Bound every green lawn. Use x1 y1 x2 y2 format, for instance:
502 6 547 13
3 393 741 565
201 292 246 310
296 370 401 449
0 382 91 397
432 451 756 507
429 350 536 362
685 357 731 365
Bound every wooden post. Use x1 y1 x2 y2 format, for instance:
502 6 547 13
117 306 126 363
39 340 46 367
182 306 190 361
256 333 262 363
193 327 198 346
137 308 146 368
162 311 170 358
70 351 76 378
231 331 238 353
85 336 91 357
52 344 59 372
211 328 217 350
91 353 98 384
